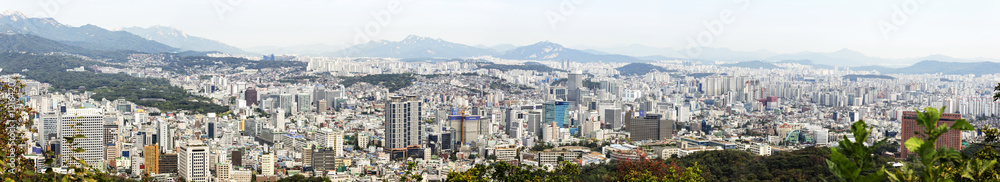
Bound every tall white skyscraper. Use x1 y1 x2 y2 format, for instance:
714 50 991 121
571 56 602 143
59 109 105 168
179 141 210 182
158 119 172 153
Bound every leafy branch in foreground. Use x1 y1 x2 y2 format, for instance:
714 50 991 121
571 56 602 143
827 120 888 182
0 78 38 181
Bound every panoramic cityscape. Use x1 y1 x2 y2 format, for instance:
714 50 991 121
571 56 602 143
1 1 1000 181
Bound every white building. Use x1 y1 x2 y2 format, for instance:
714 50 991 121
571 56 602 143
179 141 210 182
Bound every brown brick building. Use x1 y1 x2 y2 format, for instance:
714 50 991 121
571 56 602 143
900 111 963 158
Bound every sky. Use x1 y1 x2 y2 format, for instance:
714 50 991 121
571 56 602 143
2 0 999 59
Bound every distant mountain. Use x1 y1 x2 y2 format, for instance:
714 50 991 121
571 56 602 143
328 35 496 58
0 33 139 59
475 44 517 53
766 49 889 66
892 60 1000 75
122 26 249 55
0 11 176 53
615 63 673 76
720 60 781 69
776 60 834 69
0 33 91 53
848 60 1000 75
500 41 643 63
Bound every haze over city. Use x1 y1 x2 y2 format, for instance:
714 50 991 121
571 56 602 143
2 1 1000 182
4 0 999 59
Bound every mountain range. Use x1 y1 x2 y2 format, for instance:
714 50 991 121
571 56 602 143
122 26 249 55
3 10 1000 74
0 10 176 53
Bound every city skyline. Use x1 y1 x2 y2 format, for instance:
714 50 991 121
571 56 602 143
2 0 999 59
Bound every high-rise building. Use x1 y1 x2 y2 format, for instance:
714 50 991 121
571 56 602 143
144 145 159 175
900 111 963 158
567 70 584 102
245 87 258 106
317 129 344 157
159 153 178 174
504 108 516 136
261 153 275 176
448 114 481 145
158 120 172 153
527 111 542 138
317 99 328 113
626 114 674 141
60 109 105 168
179 142 210 182
207 122 215 139
544 102 570 128
384 95 423 157
41 113 60 151
311 148 338 172
230 150 242 168
605 108 623 130
104 124 118 161
296 93 312 113
215 162 230 180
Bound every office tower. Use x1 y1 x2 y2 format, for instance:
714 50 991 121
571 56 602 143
41 113 59 150
144 145 159 175
215 163 231 180
159 153 178 174
448 114 481 145
605 108 623 129
311 148 338 172
527 111 542 137
504 108 516 136
207 122 215 139
230 150 242 168
279 94 295 113
317 99 328 113
261 153 275 176
158 120 172 153
900 111 963 157
179 142 210 182
103 124 117 162
245 87 258 106
384 95 423 155
318 129 344 157
296 93 312 112
313 86 326 103
60 109 105 168
567 70 583 102
544 102 570 128
550 87 567 101
626 114 674 141
273 109 285 131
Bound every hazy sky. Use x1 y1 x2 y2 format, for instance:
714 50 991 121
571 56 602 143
3 0 999 59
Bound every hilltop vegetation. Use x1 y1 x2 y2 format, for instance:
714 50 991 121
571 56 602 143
615 63 674 76
0 52 227 113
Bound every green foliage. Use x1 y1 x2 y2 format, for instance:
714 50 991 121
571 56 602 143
670 147 833 181
886 107 984 182
827 120 888 182
0 52 228 114
0 78 38 181
446 161 579 182
163 56 306 74
339 74 417 92
615 63 674 76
